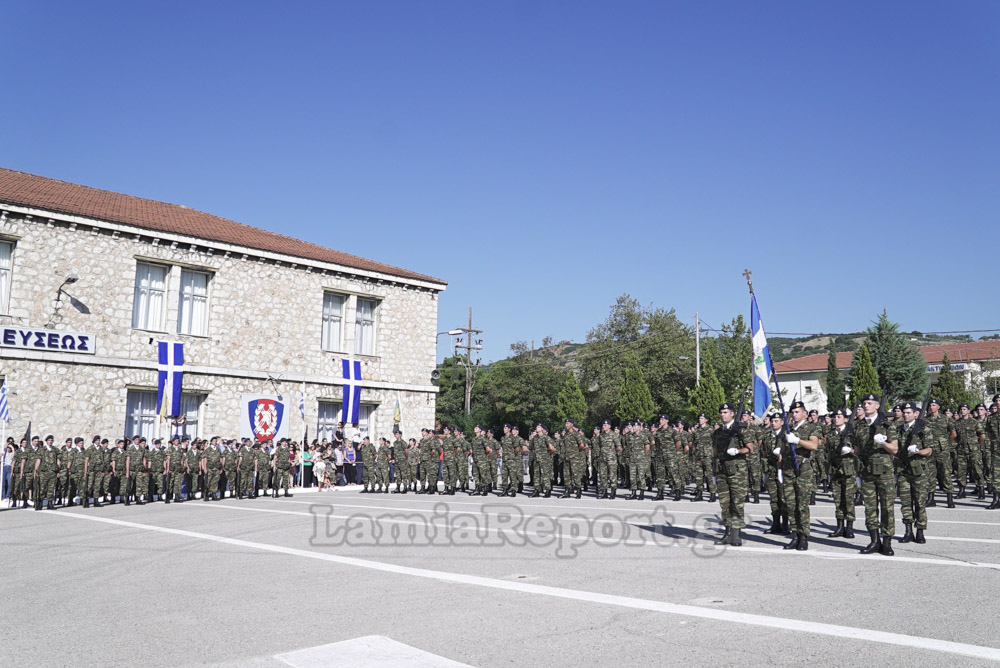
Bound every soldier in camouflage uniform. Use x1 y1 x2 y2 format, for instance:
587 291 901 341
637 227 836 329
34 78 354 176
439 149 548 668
851 393 899 556
238 441 257 498
487 429 501 492
164 437 182 502
595 420 619 499
741 411 762 503
418 429 438 494
807 410 829 496
183 439 201 500
761 414 788 534
691 414 717 502
10 440 27 508
55 438 71 505
776 401 821 551
713 404 753 546
437 427 456 495
529 423 555 497
203 439 223 501
923 399 956 508
669 421 688 500
977 404 992 492
498 425 520 497
984 396 1000 509
254 442 272 497
896 403 932 543
470 426 491 495
124 437 145 506
109 440 125 503
954 403 985 499
222 440 239 498
561 420 586 499
391 432 410 494
375 438 390 493
453 427 470 495
827 408 857 538
34 435 61 510
357 436 374 492
623 422 648 500
273 439 293 497
651 416 674 501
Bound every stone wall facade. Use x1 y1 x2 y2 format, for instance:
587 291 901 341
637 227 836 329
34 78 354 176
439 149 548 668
0 205 443 442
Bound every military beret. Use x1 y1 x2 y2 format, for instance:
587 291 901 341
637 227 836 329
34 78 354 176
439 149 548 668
537 423 548 431
893 404 903 411
976 403 987 411
993 394 1000 403
74 437 84 444
928 398 940 406
565 419 576 426
602 419 611 426
45 434 54 441
808 409 819 415
861 393 880 403
511 425 519 430
719 403 735 412
675 419 686 427
768 412 782 419
92 435 101 443
153 438 162 445
474 424 483 430
789 401 806 411
658 414 670 422
832 408 849 418
486 429 494 434
741 410 752 417
902 402 919 411
697 413 708 420
959 403 970 410
503 423 512 429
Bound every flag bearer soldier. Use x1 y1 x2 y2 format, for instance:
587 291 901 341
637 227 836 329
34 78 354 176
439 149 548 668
713 404 753 546
776 401 821 551
897 402 932 544
827 408 857 538
851 393 899 556
762 413 788 535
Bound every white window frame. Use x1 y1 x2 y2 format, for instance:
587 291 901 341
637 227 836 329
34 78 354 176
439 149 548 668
0 240 12 315
125 389 159 440
321 292 345 352
132 262 168 331
177 269 210 336
354 297 377 356
170 393 205 440
317 401 340 441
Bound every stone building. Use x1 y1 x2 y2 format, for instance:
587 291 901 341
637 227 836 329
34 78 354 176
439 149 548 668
0 168 446 442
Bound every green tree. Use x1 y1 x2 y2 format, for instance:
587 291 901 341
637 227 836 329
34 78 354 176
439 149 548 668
705 314 752 405
849 344 881 408
433 355 469 429
825 343 846 411
580 294 695 423
931 352 980 410
476 350 568 433
556 373 588 426
615 353 656 423
861 310 928 403
688 353 726 422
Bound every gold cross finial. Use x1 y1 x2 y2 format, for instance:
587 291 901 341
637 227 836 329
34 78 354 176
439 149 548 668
743 269 754 294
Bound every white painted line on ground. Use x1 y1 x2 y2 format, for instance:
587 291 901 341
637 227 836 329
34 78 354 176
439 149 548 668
275 635 470 668
185 501 1000 570
38 510 1000 662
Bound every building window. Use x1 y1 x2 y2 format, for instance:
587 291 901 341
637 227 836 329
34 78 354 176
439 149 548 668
169 393 204 439
132 262 168 331
0 241 11 314
125 390 158 440
317 401 340 441
805 385 814 395
354 298 376 356
357 404 372 439
321 293 344 351
177 270 209 336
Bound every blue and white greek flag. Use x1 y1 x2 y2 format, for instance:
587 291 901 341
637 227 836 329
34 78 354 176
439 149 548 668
157 341 184 418
341 359 362 425
0 381 9 423
751 294 773 418
298 382 306 420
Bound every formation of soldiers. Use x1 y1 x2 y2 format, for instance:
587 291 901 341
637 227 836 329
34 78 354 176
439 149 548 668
8 434 295 509
10 393 999 559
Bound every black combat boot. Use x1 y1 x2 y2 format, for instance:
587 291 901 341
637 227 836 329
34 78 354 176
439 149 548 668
730 529 742 547
926 492 936 507
977 485 987 500
830 519 845 538
880 535 894 556
559 488 572 499
93 497 101 508
576 488 582 499
653 490 664 501
284 491 293 497
508 489 516 498
627 490 637 500
989 494 1000 510
860 533 880 554
899 522 914 543
273 489 279 498
796 535 808 551
708 492 716 503
543 490 551 498
809 492 816 506
529 489 540 498
674 489 682 501
946 493 955 508
956 485 966 499
693 490 704 502
783 533 800 550
124 495 131 507
751 490 759 504
914 528 926 543
715 526 731 545
768 512 783 535
638 490 644 501
609 488 616 499
844 521 855 538
83 497 89 508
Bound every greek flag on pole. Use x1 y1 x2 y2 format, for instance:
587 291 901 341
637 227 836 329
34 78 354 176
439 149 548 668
298 382 306 420
157 341 184 418
0 381 9 423
341 359 362 425
751 294 773 418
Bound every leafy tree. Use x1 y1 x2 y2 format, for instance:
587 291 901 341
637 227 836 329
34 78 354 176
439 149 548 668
688 353 726 422
825 343 846 411
848 345 881 408
580 294 695 423
477 355 567 434
932 352 980 410
615 353 656 423
861 310 928 403
556 373 588 426
705 314 752 405
433 355 469 430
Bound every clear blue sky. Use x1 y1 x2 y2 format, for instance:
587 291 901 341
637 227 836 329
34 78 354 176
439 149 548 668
4 2 999 362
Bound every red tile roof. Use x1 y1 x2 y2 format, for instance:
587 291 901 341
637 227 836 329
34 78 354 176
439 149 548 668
0 167 446 286
775 340 1000 373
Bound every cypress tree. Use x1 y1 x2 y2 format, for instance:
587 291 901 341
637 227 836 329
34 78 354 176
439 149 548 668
932 352 980 410
556 373 588 426
825 343 845 411
849 344 881 408
688 355 727 422
863 310 928 402
615 353 656 423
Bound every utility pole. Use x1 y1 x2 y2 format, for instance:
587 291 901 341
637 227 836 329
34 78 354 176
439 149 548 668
455 307 483 416
695 312 700 386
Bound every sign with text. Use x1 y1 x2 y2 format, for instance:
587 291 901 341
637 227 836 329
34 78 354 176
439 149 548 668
0 326 96 354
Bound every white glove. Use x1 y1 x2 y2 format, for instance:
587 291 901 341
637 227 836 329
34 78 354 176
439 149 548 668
840 445 851 455
726 447 738 456
786 433 800 445
873 433 887 445
907 444 919 454
773 447 781 456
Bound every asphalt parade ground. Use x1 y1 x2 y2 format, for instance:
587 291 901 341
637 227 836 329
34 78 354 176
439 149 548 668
5 485 1000 668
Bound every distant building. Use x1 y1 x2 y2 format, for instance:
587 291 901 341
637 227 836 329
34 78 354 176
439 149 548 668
774 341 1000 411
0 168 447 441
